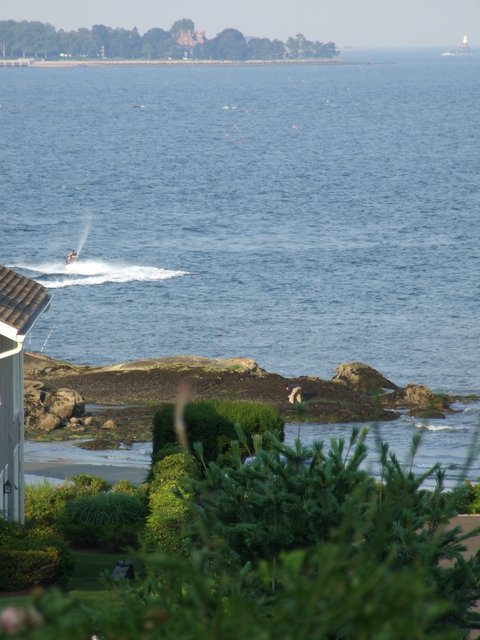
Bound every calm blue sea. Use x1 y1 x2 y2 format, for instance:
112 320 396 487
2 49 480 482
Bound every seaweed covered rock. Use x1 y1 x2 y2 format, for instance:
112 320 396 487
333 362 398 393
385 384 451 418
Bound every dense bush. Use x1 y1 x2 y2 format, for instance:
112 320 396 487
144 453 197 552
451 481 480 513
0 522 73 590
152 402 232 465
152 400 284 465
63 474 112 496
25 475 112 528
57 493 146 552
0 548 62 591
211 399 284 437
24 481 68 526
111 479 147 498
25 475 146 530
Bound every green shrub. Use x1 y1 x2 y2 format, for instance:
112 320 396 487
152 402 233 465
0 548 61 590
144 453 197 553
0 522 73 590
25 476 128 528
57 493 146 551
111 479 139 496
152 400 284 466
25 481 68 526
62 474 112 496
445 482 476 514
211 399 284 440
64 493 145 527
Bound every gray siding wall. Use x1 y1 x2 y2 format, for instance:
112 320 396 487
0 335 24 522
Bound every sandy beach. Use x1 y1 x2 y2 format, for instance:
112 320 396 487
24 440 151 485
25 462 148 485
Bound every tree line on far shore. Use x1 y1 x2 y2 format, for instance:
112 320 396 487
0 18 339 61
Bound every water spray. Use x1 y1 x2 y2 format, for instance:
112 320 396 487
75 211 93 259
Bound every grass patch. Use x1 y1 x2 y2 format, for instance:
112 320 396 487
68 551 130 591
0 594 32 606
0 552 130 619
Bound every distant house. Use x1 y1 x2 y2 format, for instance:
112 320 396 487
177 30 196 49
0 265 51 522
176 30 206 58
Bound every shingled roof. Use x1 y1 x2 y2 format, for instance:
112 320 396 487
0 265 51 341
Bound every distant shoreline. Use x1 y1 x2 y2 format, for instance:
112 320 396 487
5 57 350 69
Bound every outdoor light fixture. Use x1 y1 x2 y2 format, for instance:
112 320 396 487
3 480 12 495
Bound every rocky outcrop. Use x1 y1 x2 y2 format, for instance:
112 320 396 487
384 384 451 418
23 352 469 445
44 388 85 420
97 355 265 376
25 381 87 433
333 362 398 393
332 364 453 418
24 352 265 377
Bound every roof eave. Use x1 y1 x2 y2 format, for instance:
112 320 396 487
0 319 19 341
0 294 51 343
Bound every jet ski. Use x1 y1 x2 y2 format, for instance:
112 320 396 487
66 250 78 265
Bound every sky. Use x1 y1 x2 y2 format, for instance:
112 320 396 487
1 0 478 49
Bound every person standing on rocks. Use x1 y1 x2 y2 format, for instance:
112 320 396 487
286 383 302 404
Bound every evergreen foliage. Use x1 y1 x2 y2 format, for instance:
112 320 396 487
186 428 480 632
192 428 371 570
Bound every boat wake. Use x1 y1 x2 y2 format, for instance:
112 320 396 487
13 259 188 289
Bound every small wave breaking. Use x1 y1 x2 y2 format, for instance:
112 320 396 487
13 259 188 289
415 422 467 432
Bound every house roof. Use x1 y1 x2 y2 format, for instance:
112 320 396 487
0 265 51 341
177 30 196 47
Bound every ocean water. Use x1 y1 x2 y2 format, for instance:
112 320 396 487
2 49 480 481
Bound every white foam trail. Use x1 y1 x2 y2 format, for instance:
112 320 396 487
13 260 188 289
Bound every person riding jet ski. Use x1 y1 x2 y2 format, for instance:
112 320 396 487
66 250 78 264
